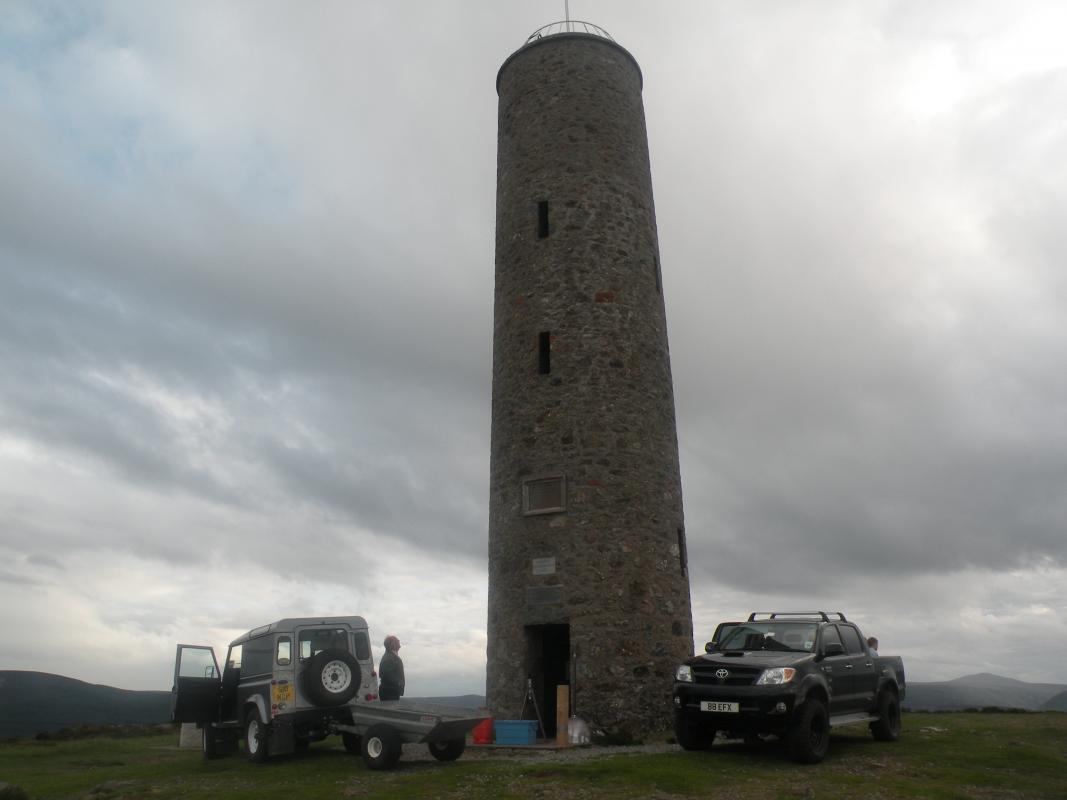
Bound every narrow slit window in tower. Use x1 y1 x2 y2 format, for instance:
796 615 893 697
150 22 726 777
538 330 551 374
677 525 688 576
537 200 550 238
653 256 662 294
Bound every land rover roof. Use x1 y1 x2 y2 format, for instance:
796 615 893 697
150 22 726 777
228 616 369 647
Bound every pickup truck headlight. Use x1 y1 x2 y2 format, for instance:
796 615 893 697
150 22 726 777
676 665 694 683
755 667 796 685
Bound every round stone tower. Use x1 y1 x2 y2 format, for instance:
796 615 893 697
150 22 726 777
487 22 694 736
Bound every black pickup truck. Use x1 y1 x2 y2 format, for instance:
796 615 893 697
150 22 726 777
672 612 905 763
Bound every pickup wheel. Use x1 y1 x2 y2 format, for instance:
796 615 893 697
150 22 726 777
428 738 466 761
674 713 714 751
361 724 402 770
342 732 362 755
245 709 270 764
302 649 361 707
870 690 902 742
787 699 829 764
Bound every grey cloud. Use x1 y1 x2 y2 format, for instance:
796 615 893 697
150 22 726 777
0 569 45 587
2 0 1067 690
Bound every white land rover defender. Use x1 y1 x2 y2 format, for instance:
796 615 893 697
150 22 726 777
172 616 486 770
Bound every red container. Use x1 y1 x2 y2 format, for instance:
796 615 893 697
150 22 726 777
472 717 493 744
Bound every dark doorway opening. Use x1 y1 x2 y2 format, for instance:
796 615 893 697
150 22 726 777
524 623 570 738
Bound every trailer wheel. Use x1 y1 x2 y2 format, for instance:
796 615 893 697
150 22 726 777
361 724 401 770
342 732 362 755
245 709 270 764
302 649 361 707
870 690 901 742
428 738 466 761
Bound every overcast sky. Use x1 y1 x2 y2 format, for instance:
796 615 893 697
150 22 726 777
2 0 1065 696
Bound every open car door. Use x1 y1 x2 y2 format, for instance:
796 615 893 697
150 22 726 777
171 644 222 724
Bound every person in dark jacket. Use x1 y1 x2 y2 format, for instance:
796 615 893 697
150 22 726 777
378 635 405 701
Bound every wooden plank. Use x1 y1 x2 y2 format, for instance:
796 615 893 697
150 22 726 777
556 685 570 746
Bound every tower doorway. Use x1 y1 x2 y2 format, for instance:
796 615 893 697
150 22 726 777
524 623 570 737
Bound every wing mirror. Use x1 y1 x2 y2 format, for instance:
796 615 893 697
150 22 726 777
705 642 716 653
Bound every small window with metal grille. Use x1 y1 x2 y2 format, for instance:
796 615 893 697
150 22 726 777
523 475 566 515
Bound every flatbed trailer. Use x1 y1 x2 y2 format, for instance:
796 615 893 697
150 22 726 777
332 700 488 769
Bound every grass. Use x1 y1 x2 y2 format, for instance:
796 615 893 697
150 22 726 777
1 713 1065 799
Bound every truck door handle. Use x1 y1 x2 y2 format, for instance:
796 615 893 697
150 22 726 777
865 661 873 667
844 663 854 670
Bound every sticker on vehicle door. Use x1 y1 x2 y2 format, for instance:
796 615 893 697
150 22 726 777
272 682 294 703
700 701 739 713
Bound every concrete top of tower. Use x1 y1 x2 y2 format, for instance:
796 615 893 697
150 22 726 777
497 20 643 93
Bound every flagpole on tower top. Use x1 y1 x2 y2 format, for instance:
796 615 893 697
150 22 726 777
565 0 571 32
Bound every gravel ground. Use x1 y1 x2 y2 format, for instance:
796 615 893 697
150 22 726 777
402 741 679 764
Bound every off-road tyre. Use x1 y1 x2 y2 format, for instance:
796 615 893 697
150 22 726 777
245 709 270 764
787 698 829 764
219 730 240 756
202 726 221 760
361 724 402 770
870 690 902 742
674 712 714 751
302 648 361 707
342 732 362 755
428 738 466 761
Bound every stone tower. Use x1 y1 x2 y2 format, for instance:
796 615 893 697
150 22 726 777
486 22 693 736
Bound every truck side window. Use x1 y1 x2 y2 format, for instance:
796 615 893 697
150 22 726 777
354 632 371 660
276 636 292 666
839 626 865 655
227 644 243 670
243 636 273 677
177 646 218 679
821 625 843 654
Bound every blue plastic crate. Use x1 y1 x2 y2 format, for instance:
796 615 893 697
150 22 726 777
494 719 537 745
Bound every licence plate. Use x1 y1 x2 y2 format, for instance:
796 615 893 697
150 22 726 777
700 701 739 713
272 683 294 703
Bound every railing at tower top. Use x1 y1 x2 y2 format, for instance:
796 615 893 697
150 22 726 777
524 20 615 45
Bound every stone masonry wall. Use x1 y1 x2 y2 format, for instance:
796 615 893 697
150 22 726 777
487 33 694 735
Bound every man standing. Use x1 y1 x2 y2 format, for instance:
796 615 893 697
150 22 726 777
378 635 405 701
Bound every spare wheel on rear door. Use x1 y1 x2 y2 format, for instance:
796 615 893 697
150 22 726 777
302 648 361 706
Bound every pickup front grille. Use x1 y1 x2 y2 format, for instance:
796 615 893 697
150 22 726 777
692 665 761 686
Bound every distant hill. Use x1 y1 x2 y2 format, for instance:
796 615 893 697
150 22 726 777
904 672 1067 711
405 694 486 709
0 671 487 739
1040 690 1067 712
0 671 171 739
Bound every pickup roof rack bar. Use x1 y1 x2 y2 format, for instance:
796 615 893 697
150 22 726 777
747 612 848 622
